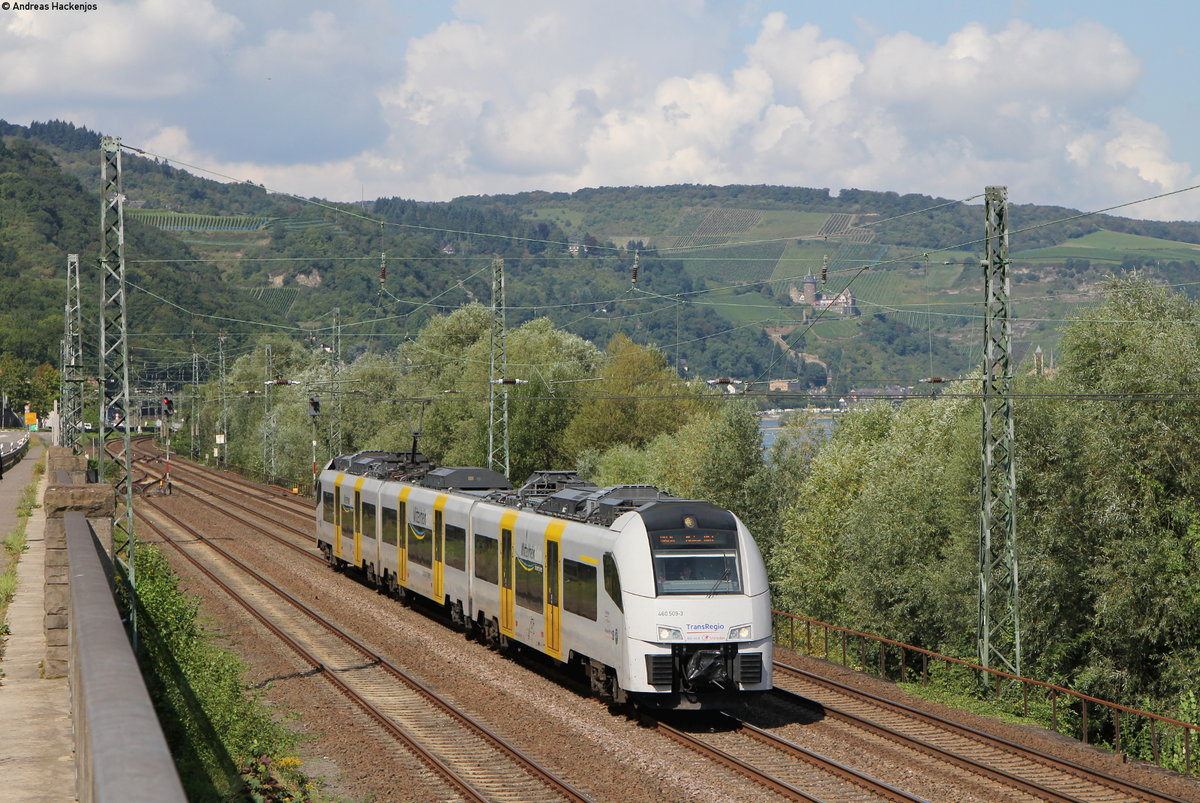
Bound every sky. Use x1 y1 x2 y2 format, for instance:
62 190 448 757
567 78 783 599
3 0 1199 222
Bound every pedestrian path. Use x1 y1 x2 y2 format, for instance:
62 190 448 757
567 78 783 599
0 435 76 800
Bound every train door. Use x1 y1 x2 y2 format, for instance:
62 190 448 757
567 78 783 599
500 510 517 636
544 520 564 660
433 495 447 603
353 479 364 567
397 488 411 586
332 476 344 560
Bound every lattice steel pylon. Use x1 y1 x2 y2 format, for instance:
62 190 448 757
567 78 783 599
217 331 228 462
98 136 137 643
191 344 200 460
977 185 1020 677
263 342 277 478
328 308 343 458
487 257 510 477
59 253 85 451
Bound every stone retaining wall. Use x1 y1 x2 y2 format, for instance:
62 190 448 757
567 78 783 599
43 446 114 678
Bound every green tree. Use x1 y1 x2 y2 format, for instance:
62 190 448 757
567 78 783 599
1018 277 1200 710
27 363 60 417
769 397 977 647
563 334 699 458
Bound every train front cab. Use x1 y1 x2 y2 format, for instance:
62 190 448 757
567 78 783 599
616 502 773 710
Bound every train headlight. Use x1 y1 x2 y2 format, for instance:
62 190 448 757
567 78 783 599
729 623 752 640
657 625 683 641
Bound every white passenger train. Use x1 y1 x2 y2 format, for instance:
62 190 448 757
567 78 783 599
315 451 773 709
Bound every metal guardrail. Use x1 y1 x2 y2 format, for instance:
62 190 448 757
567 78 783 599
773 610 1197 776
66 510 186 802
0 432 30 473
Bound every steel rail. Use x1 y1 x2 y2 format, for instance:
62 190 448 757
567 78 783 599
644 712 924 802
135 498 590 803
132 453 316 558
768 686 1087 802
774 661 1191 803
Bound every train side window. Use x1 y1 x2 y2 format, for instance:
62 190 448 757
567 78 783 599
322 491 334 524
546 541 559 606
515 558 543 611
602 552 623 612
501 528 513 590
434 509 443 565
361 501 377 540
382 507 398 546
340 490 353 538
474 534 499 584
408 521 433 567
563 559 597 621
444 524 467 570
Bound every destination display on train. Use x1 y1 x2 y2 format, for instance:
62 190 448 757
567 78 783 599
650 530 737 549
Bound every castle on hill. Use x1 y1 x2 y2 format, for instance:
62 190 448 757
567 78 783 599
789 271 860 317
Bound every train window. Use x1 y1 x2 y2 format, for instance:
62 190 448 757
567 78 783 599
652 552 741 596
474 534 499 584
563 559 597 621
322 491 334 524
515 558 543 611
382 507 398 546
444 524 467 570
361 502 377 540
340 491 353 538
602 552 623 612
408 522 433 567
546 541 559 606
501 529 513 590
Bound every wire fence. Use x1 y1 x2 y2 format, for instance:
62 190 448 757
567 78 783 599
773 610 1197 776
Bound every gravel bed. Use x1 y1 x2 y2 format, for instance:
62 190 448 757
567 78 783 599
149 493 775 801
773 650 1200 802
147 487 1200 802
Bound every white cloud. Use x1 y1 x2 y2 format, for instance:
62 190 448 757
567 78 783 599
10 2 1196 221
361 8 1200 220
0 0 241 97
138 124 362 203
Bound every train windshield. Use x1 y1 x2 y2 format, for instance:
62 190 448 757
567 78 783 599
652 551 741 596
642 503 743 596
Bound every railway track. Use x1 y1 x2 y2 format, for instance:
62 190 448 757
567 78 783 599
645 711 927 802
770 661 1192 803
125 439 1196 801
134 493 589 803
132 441 313 522
131 446 936 799
132 452 317 560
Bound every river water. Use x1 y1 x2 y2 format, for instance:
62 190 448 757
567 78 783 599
759 410 840 451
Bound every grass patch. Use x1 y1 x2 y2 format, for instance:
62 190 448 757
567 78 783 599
694 288 805 326
1014 229 1200 264
896 678 1047 728
675 240 786 283
121 539 320 800
0 457 44 644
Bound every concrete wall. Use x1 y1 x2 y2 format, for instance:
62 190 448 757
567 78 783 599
43 448 114 678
